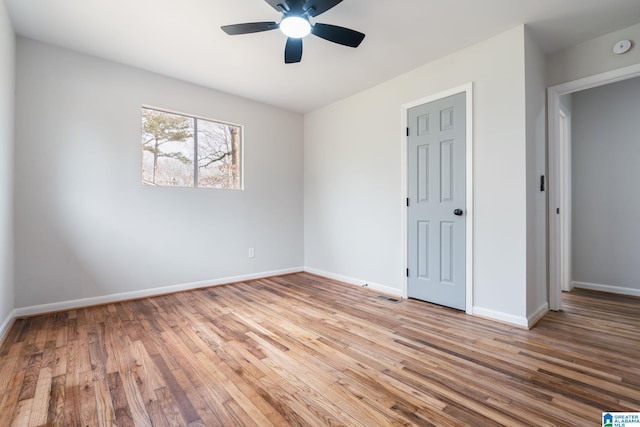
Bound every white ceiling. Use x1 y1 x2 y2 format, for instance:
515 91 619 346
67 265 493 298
6 0 640 113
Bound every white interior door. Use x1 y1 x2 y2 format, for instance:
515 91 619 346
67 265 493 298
407 92 466 310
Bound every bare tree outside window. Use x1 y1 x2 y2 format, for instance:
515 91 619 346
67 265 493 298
141 107 242 189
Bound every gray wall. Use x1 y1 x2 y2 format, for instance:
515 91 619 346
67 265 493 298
547 22 640 87
0 0 15 332
572 77 640 291
305 26 544 326
14 38 304 308
524 27 548 318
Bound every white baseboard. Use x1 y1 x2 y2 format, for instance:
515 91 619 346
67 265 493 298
305 268 537 328
472 306 529 328
14 267 304 318
572 281 640 297
5 267 552 333
527 302 549 328
0 309 16 345
304 267 402 297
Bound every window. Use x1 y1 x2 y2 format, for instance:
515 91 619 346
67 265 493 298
141 107 242 189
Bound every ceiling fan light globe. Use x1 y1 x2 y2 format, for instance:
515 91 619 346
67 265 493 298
280 17 311 38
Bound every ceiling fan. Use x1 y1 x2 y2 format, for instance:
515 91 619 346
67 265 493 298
221 0 365 64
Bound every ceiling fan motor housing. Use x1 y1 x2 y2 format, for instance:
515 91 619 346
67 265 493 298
221 0 365 63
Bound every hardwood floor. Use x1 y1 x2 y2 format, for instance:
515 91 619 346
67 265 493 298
1 273 639 426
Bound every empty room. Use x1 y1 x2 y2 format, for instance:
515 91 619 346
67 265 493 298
1 0 640 425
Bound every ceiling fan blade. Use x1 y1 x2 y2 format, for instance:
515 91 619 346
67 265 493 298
311 23 365 47
303 0 343 17
263 0 290 12
284 37 303 63
221 22 279 35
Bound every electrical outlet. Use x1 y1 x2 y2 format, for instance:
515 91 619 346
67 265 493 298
248 248 255 258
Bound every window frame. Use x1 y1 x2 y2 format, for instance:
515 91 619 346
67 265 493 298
141 105 244 190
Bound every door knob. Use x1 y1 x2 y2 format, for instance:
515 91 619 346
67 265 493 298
453 209 464 216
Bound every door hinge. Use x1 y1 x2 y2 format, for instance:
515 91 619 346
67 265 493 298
540 175 545 192
406 198 409 207
406 268 409 277
557 208 560 214
406 127 410 137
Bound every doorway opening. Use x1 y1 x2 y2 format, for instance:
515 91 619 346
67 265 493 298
548 63 640 311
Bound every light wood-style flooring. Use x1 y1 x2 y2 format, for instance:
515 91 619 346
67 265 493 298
0 273 639 426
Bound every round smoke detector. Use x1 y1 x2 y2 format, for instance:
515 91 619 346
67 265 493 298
613 40 633 55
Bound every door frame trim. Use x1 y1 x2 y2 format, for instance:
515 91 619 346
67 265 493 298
557 104 572 293
548 63 640 311
401 83 474 315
